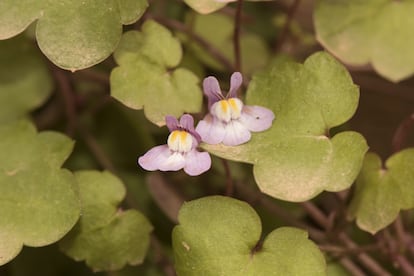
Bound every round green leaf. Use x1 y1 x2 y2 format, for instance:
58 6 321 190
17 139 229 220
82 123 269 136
60 171 153 272
0 35 53 123
110 20 202 126
0 0 148 70
173 196 326 275
315 1 414 82
349 149 414 234
0 120 80 265
183 0 272 14
183 0 228 14
204 52 368 202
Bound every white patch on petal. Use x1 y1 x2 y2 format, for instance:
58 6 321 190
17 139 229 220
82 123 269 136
167 130 193 153
240 105 275 132
222 120 251 146
195 115 226 144
158 152 186 171
210 98 243 123
184 150 211 176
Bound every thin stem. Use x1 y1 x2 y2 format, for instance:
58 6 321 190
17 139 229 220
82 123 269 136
149 15 234 71
233 0 243 72
302 201 391 275
79 126 116 173
50 66 77 136
393 216 407 250
338 233 391 276
319 244 380 256
395 255 414 276
338 258 367 276
151 235 176 276
74 69 110 86
222 159 234 196
274 0 301 53
301 201 329 228
391 112 414 153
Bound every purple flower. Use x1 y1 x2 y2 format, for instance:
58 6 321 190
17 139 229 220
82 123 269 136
196 72 275 146
138 114 211 176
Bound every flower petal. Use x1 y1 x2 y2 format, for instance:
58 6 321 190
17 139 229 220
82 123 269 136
228 72 242 98
179 114 201 143
222 120 251 146
195 114 226 145
158 152 186 171
179 114 194 131
138 145 172 171
203 76 223 107
166 115 179 132
240 105 275 132
184 150 211 176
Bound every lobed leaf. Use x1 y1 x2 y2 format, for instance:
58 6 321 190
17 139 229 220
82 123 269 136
110 20 202 126
173 196 326 275
0 35 53 123
183 0 273 14
60 171 153 272
0 0 148 70
315 0 414 82
0 120 80 265
204 52 368 202
349 150 414 234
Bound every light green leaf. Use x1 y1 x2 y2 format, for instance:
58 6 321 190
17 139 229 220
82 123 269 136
204 52 368 202
183 0 272 14
173 196 326 275
349 150 414 234
183 0 228 14
110 20 202 126
0 35 53 123
60 171 153 272
0 0 148 70
0 120 80 265
314 0 414 82
182 13 269 74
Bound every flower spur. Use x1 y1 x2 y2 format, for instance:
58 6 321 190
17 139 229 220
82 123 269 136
138 114 211 176
196 72 275 146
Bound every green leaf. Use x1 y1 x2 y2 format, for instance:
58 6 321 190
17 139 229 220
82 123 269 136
183 0 272 14
182 13 270 74
0 35 53 123
183 0 228 14
110 20 202 126
0 0 148 70
60 171 153 272
204 52 368 202
0 120 80 265
314 1 414 82
349 150 414 234
173 196 326 275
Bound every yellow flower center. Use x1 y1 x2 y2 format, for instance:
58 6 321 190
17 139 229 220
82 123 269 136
211 98 243 123
167 130 193 153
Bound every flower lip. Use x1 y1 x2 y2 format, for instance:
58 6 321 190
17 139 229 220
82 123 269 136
166 114 201 144
167 130 193 153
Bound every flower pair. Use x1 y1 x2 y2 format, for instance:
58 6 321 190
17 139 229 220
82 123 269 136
138 72 275 176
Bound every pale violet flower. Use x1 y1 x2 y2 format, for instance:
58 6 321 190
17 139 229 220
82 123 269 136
138 114 211 176
196 72 275 146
